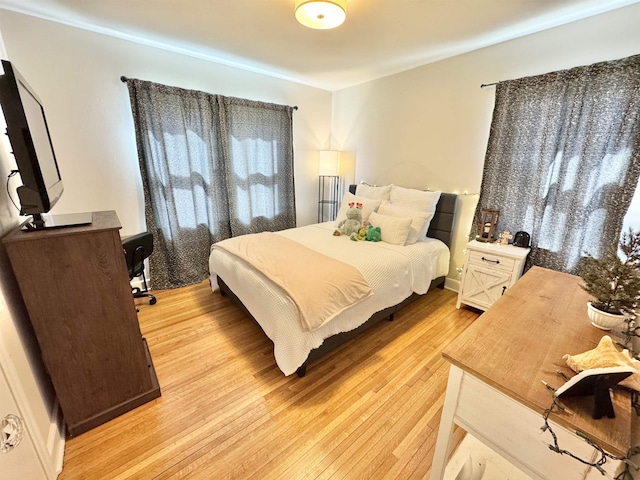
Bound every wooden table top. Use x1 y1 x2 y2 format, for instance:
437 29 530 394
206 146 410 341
3 211 120 243
444 266 634 457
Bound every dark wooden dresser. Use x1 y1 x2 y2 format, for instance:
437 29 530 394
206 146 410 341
3 211 160 437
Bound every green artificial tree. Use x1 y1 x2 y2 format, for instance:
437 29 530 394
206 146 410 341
579 228 640 315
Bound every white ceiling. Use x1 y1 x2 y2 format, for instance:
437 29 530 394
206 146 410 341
0 0 638 91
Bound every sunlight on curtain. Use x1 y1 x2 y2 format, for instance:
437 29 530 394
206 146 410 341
534 148 632 263
222 98 295 237
473 54 640 274
126 79 295 289
230 137 281 225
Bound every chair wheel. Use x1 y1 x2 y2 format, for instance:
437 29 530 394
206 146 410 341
149 297 157 305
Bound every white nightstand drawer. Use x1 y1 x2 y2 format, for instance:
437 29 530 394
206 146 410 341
469 250 515 271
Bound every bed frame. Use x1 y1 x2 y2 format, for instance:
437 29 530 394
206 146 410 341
218 186 458 376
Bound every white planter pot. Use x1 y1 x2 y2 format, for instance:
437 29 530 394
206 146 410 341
586 302 628 331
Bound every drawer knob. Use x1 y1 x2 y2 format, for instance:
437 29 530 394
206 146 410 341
481 256 500 264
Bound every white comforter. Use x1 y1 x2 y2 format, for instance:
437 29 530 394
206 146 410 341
208 222 450 375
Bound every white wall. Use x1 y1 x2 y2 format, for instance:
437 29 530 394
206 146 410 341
332 2 640 288
0 23 64 479
0 10 332 236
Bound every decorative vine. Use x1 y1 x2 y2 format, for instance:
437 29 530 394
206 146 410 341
540 375 639 479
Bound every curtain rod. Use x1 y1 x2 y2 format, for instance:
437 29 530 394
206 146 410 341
119 75 298 110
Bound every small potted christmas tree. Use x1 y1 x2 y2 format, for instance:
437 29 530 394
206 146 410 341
579 228 640 330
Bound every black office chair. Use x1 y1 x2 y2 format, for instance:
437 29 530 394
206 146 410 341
122 231 157 306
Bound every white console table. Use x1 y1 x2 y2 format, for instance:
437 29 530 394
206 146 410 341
432 267 637 480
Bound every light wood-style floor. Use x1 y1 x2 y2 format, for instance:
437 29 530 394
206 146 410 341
58 280 479 479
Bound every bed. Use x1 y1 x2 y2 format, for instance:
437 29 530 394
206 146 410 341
209 184 458 376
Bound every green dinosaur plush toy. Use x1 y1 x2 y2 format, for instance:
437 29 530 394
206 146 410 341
356 225 368 241
366 225 381 242
333 202 362 237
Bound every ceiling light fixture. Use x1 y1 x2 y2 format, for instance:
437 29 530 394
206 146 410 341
295 0 347 30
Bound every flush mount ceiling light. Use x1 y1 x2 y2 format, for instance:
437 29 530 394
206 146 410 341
295 0 347 30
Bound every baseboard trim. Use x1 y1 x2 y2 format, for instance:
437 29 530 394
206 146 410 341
47 404 65 478
445 277 460 293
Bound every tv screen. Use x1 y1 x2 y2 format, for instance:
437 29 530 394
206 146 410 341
0 59 64 227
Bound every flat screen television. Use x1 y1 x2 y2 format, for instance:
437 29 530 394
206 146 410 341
0 60 92 231
0 60 64 229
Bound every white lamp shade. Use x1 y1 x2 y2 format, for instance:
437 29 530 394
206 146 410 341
295 0 347 30
319 151 340 176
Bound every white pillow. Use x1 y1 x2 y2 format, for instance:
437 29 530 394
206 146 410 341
378 201 433 245
355 183 392 201
389 185 441 215
368 211 412 246
334 192 381 226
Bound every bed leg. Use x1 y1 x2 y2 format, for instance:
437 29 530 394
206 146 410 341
388 313 394 322
296 365 307 377
219 288 227 297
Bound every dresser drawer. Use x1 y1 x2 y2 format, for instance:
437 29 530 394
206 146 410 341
468 250 515 271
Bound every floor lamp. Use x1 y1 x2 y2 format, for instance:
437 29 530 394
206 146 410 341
318 150 341 222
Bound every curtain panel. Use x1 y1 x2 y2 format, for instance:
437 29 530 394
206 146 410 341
126 79 296 289
474 54 640 274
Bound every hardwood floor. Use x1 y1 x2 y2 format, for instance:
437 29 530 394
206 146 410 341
58 280 479 479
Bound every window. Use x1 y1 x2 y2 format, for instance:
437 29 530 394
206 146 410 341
126 79 296 288
474 55 640 273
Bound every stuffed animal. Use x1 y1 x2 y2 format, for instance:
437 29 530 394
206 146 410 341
366 225 381 242
334 202 362 237
356 226 368 241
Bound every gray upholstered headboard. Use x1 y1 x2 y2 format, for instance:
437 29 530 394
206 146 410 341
348 185 458 249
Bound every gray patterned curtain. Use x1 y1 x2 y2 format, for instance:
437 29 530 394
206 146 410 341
126 79 296 289
473 54 640 274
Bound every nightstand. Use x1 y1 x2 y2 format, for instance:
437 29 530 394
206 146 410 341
456 239 530 311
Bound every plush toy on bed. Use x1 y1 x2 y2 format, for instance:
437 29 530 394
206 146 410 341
333 202 362 238
356 225 368 241
366 225 381 242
